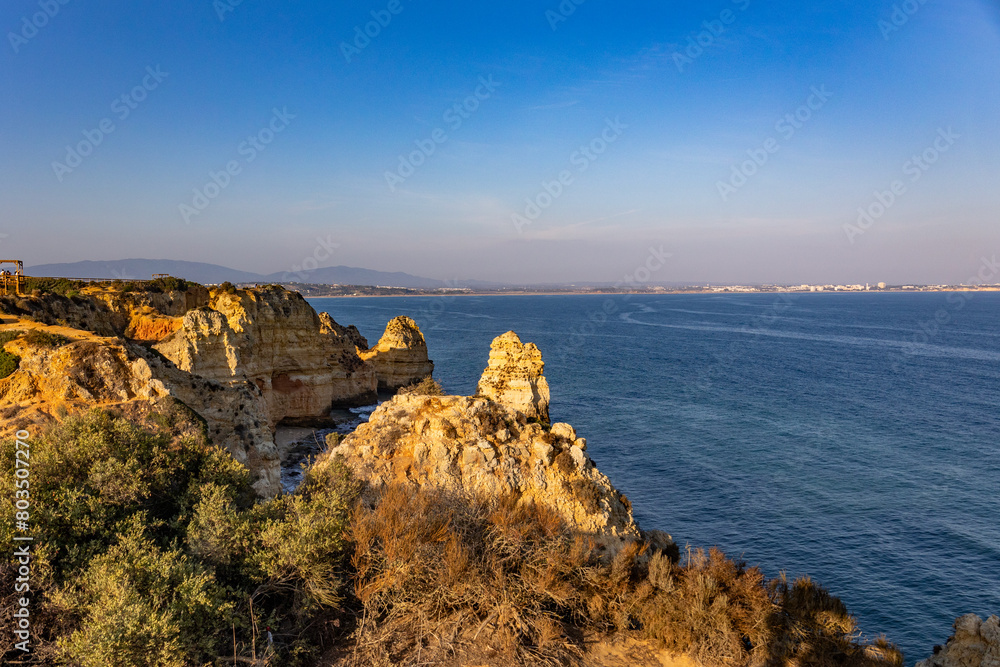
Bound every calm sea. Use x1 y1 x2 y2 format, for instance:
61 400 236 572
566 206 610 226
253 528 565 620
309 293 1000 663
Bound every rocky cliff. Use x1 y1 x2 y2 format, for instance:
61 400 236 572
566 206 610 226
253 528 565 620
918 614 1000 667
357 315 434 389
476 330 550 422
153 287 377 423
0 324 280 496
324 331 667 553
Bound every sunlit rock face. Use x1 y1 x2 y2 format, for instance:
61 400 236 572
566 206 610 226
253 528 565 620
154 287 378 424
358 316 434 390
0 331 281 497
322 332 671 554
476 331 550 423
917 615 1000 667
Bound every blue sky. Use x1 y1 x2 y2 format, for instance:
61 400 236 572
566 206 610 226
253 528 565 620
2 0 998 284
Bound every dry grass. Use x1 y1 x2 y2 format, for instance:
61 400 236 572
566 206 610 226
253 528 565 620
333 484 903 667
398 377 444 396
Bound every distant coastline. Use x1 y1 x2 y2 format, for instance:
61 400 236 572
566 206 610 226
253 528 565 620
292 284 1000 299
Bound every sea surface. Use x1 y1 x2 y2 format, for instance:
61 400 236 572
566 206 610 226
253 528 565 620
309 292 1000 663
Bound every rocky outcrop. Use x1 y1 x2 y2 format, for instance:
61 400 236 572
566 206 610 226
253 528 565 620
319 312 368 351
324 332 660 552
358 316 434 390
0 284 210 338
918 614 1000 667
0 326 280 496
154 288 377 424
476 331 550 422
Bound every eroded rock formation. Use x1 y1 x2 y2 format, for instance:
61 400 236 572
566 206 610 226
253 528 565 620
476 331 550 422
358 316 434 390
324 331 662 552
154 288 377 423
0 327 280 496
917 614 1000 667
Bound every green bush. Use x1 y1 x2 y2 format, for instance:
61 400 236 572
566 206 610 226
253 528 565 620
54 517 233 667
0 330 22 379
148 276 189 293
23 329 70 348
23 277 84 297
0 410 362 664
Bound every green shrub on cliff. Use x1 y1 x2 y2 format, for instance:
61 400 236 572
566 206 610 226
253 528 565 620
0 411 359 665
0 330 22 378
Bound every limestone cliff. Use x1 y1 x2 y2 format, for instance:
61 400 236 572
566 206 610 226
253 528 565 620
0 284 209 338
0 325 280 496
476 331 550 422
154 288 377 423
357 316 434 389
324 331 664 552
918 614 1000 667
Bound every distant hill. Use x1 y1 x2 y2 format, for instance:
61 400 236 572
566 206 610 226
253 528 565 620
26 259 445 289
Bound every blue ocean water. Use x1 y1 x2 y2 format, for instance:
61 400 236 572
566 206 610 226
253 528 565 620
309 293 1000 663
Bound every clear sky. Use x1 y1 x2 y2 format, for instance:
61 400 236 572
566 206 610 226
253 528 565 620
2 0 999 285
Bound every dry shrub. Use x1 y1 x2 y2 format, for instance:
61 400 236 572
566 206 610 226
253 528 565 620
341 486 903 667
398 377 444 396
346 485 601 665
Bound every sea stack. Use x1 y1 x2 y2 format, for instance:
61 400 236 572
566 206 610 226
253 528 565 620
476 330 550 423
358 316 434 390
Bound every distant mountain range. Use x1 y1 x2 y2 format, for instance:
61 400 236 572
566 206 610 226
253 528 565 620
26 259 450 289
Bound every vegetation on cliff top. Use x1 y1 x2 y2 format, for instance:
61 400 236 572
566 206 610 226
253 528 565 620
1 410 902 666
0 330 23 378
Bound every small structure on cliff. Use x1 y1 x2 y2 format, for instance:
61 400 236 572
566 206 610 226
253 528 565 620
0 260 26 296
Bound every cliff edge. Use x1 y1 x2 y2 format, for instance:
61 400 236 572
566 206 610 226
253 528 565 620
918 614 1000 667
325 331 666 553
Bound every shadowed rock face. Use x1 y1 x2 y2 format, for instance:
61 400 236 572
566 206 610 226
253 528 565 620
476 331 550 423
358 316 434 390
917 614 1000 667
323 332 669 554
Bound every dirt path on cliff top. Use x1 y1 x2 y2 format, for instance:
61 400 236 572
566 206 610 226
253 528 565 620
0 317 114 343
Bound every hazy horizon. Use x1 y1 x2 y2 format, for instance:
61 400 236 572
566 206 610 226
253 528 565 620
3 1 999 285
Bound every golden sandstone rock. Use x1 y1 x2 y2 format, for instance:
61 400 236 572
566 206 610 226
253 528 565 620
476 330 550 422
357 315 434 389
324 332 663 553
918 614 1000 667
153 287 378 423
0 285 436 497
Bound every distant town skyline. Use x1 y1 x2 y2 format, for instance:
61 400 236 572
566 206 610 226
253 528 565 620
2 1 999 285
